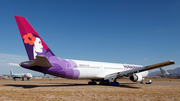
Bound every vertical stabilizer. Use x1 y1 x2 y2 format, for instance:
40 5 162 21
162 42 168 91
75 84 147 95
159 67 170 76
14 15 55 60
10 67 13 75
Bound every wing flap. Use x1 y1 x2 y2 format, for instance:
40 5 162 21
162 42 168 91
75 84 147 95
29 56 53 67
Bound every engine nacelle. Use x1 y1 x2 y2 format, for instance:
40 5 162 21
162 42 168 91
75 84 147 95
129 73 143 82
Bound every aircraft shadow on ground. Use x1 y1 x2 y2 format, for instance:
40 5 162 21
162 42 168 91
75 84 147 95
4 83 141 89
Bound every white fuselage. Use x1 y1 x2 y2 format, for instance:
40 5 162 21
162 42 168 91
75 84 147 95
11 73 33 78
69 59 148 79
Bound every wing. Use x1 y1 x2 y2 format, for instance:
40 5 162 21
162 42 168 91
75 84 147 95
104 60 175 80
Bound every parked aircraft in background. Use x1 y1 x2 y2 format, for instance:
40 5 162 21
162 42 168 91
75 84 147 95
159 67 171 77
158 67 180 79
14 15 175 86
10 67 33 81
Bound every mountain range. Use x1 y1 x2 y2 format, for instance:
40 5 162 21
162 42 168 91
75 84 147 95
148 67 180 77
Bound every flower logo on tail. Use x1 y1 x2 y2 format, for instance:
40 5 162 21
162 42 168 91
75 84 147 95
23 33 36 45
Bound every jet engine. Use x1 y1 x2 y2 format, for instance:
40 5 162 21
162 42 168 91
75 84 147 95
129 73 143 82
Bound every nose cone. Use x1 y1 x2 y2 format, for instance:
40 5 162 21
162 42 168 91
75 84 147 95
20 60 33 68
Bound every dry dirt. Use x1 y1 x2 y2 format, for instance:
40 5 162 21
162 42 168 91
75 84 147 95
0 78 179 101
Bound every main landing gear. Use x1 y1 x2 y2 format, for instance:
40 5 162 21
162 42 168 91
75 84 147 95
13 77 30 81
109 79 119 86
88 80 97 85
27 78 30 81
13 77 16 81
99 79 110 85
88 79 120 86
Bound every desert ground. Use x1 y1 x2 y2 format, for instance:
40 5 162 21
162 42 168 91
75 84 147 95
0 78 179 101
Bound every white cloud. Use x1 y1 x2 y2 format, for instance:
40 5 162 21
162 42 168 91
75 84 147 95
172 53 179 55
144 58 148 61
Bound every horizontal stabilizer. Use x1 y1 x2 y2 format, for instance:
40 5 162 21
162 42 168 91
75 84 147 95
8 63 20 67
29 56 53 67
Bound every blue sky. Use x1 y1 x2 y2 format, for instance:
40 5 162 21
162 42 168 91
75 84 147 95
0 0 180 75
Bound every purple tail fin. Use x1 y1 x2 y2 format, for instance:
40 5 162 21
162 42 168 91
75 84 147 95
15 16 80 79
15 15 55 60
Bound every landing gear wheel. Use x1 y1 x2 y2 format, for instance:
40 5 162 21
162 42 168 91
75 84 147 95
99 80 110 85
88 82 97 85
110 82 119 86
88 80 97 85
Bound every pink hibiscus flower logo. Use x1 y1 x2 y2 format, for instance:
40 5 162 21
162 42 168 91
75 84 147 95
23 33 36 45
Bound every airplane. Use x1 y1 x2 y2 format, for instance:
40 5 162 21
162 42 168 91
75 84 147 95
14 15 175 86
158 67 180 79
10 67 33 81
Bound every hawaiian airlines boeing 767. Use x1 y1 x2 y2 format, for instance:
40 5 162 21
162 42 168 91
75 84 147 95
14 15 175 86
